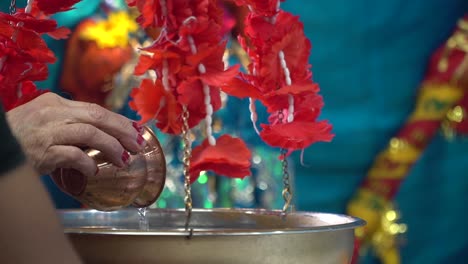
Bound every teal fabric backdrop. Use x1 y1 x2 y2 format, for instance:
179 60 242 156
281 1 468 263
2 1 467 263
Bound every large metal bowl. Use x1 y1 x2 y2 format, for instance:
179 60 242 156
60 208 364 264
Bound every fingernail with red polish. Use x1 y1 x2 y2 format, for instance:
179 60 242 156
132 121 143 132
137 134 145 146
121 151 130 165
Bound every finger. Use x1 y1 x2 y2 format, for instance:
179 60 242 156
45 145 96 196
44 145 97 177
52 123 128 167
59 99 145 153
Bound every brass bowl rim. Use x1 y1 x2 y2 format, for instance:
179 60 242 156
60 208 365 236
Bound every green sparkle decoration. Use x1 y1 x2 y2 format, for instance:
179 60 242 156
157 200 167 208
204 200 214 209
198 173 208 184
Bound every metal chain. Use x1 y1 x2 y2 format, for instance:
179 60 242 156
277 110 294 213
280 148 293 212
9 0 17 15
181 105 193 235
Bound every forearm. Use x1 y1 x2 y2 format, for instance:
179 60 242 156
0 164 82 264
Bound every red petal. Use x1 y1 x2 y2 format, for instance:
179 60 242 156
177 78 222 123
129 79 185 134
233 0 283 16
135 0 160 28
220 76 262 99
155 91 183 134
129 79 165 124
134 55 154 76
199 64 240 87
11 82 49 109
269 82 319 96
16 29 56 63
261 82 321 112
260 121 334 150
0 13 57 33
36 0 81 15
189 135 252 182
0 20 14 37
136 49 182 77
47 26 71 40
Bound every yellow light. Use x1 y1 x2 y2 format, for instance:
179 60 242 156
447 105 464 123
385 210 397 221
389 224 400 235
399 224 408 233
80 11 138 49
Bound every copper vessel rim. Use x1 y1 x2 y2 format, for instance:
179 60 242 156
132 127 167 207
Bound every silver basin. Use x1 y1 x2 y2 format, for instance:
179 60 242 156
60 208 364 264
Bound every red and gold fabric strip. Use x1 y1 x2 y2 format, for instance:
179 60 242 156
348 15 468 264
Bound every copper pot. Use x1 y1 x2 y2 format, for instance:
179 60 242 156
51 126 166 211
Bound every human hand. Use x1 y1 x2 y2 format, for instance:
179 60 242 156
6 93 145 177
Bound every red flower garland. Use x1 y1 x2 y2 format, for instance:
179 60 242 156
128 0 252 181
129 0 334 180
0 0 77 111
223 0 334 157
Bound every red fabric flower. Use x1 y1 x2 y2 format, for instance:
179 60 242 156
177 16 222 49
36 0 81 15
190 134 252 182
223 6 334 153
129 78 183 134
177 78 222 123
241 11 312 92
130 0 239 135
262 93 328 149
261 82 320 112
0 13 56 33
132 0 161 29
182 42 239 86
134 49 182 77
14 28 56 64
11 81 49 109
233 0 285 17
260 120 333 150
0 12 69 41
221 73 262 99
129 0 222 31
1 3 79 111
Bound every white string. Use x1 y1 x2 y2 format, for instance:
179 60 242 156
161 59 171 92
278 50 294 122
187 35 216 145
25 0 33 13
249 98 260 135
